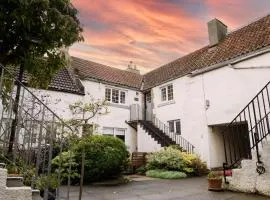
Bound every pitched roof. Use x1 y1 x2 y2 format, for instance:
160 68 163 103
143 14 270 90
71 56 143 90
8 67 85 95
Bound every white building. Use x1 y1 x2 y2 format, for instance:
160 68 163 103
21 15 270 169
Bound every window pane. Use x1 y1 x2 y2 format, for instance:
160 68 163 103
115 128 125 135
176 120 181 135
105 88 111 102
146 93 151 103
103 127 114 135
116 135 125 142
120 91 126 104
112 89 119 103
168 85 173 101
161 88 167 101
168 121 174 132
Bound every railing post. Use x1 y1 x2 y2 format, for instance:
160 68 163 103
254 132 265 175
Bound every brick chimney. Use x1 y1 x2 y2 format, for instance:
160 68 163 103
126 61 140 74
207 19 227 47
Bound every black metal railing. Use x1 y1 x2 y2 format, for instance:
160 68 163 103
129 104 195 153
223 81 270 180
0 63 76 200
151 115 195 154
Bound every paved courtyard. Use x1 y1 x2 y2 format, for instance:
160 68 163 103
60 176 269 200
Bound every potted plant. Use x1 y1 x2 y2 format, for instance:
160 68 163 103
36 174 59 200
207 171 223 191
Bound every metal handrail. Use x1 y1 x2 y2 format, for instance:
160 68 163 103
150 115 195 154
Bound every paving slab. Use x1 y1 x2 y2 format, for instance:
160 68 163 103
59 177 270 200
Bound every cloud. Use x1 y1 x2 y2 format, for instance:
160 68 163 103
70 0 270 73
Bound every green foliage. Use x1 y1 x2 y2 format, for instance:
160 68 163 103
146 170 187 179
52 151 80 183
36 174 59 190
208 171 222 180
22 167 36 186
73 135 129 183
146 146 185 171
146 146 208 176
135 166 146 175
0 0 83 88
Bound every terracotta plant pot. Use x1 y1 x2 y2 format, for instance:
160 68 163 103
208 178 223 191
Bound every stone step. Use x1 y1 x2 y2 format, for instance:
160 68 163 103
0 168 7 189
6 176 24 187
5 187 32 200
32 189 42 200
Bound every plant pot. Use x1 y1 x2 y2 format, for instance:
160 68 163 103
40 189 56 200
208 178 223 191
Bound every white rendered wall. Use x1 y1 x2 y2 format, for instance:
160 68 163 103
151 52 270 168
137 124 162 152
27 80 142 153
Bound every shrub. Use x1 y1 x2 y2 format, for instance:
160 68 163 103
146 146 185 171
73 135 129 182
146 146 208 176
146 170 187 179
208 171 222 180
52 151 80 184
135 166 146 175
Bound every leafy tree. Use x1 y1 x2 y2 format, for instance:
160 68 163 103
0 0 83 153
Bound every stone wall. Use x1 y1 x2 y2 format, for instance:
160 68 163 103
225 140 270 196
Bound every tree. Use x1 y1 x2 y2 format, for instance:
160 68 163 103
0 0 83 153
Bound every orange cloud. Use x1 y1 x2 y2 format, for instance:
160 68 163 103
71 0 270 73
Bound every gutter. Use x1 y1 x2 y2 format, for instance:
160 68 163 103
189 45 270 77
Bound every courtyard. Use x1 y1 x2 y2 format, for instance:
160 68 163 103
61 177 269 200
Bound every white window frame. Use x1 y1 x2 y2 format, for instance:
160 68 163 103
105 87 127 105
102 127 126 142
168 119 181 135
160 84 174 102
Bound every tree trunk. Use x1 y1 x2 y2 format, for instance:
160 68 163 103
8 63 24 154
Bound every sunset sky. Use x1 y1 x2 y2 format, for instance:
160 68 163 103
70 0 270 73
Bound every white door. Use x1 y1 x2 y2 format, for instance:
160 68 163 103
145 92 152 121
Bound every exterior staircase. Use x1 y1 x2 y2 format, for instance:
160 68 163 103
128 104 194 153
222 81 270 196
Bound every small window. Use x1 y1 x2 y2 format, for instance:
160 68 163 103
102 127 126 142
168 119 181 135
161 88 167 101
120 91 126 104
146 93 151 103
105 87 126 104
161 84 173 102
168 121 174 132
105 88 111 102
168 85 174 101
112 89 119 103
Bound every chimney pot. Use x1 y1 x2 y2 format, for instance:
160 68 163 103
207 19 227 47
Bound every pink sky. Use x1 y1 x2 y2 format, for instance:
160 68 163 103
70 0 270 73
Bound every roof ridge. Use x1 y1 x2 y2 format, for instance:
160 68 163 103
227 13 270 35
71 56 143 77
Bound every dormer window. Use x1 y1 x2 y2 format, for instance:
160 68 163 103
161 84 174 102
105 88 126 104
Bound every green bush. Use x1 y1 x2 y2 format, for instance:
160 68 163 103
146 146 208 176
135 166 146 175
146 170 187 179
52 151 80 184
146 146 185 171
73 135 129 183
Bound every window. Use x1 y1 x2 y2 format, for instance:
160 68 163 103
105 88 111 102
105 88 126 104
168 119 181 135
102 127 126 142
146 93 151 103
161 84 173 102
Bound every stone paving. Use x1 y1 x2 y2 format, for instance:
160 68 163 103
60 177 270 200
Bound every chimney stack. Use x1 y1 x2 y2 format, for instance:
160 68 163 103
126 61 140 74
207 19 227 47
